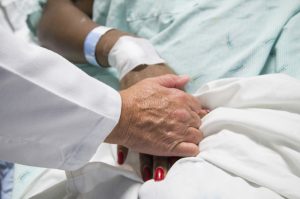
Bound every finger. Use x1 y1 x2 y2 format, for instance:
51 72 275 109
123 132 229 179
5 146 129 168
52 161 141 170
153 156 169 182
173 75 190 90
140 154 153 182
198 109 210 118
184 127 203 145
151 74 190 89
186 95 203 114
117 145 128 165
188 111 202 129
171 142 200 157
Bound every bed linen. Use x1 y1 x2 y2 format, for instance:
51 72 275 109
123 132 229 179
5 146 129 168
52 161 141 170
27 74 300 199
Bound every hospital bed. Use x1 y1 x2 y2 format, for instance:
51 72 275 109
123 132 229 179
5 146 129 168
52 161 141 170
1 0 300 198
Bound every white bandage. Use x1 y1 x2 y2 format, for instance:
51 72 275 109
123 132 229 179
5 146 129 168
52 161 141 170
108 36 165 79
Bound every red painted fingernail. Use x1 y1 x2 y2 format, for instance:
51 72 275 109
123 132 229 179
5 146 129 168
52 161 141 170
142 166 152 182
154 167 165 181
117 151 124 165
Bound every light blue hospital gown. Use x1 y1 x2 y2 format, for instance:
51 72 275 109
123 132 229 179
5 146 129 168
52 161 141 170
90 0 300 92
0 161 13 199
26 0 300 92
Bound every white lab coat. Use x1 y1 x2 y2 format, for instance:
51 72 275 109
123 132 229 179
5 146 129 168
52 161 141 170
0 26 121 171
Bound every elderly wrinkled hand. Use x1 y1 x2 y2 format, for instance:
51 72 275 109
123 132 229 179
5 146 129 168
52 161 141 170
116 64 207 181
105 74 203 157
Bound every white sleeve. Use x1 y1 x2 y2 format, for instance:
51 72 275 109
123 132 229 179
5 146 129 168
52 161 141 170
0 27 121 171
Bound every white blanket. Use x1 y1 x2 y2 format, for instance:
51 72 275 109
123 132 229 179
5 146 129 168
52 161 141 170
29 74 300 199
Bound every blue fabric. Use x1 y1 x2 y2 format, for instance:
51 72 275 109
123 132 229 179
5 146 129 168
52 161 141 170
28 0 300 92
27 0 300 92
92 0 300 93
0 161 14 199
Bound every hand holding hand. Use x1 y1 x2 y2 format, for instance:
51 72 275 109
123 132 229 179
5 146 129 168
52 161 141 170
105 74 203 157
114 64 207 181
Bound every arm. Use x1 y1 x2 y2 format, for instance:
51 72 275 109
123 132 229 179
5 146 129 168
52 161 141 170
38 0 204 173
38 0 128 66
0 28 203 170
0 27 121 170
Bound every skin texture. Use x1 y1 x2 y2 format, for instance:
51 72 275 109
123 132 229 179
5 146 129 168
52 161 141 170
105 74 203 157
119 64 178 181
118 64 208 181
38 0 130 66
38 0 206 180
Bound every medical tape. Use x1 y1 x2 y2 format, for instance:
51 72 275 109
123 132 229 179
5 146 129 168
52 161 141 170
84 26 113 67
108 36 165 79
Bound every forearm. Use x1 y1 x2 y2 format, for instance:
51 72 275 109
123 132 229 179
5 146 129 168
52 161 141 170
0 27 121 170
38 0 128 66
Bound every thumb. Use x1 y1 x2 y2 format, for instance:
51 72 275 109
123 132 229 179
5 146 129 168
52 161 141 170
152 74 190 89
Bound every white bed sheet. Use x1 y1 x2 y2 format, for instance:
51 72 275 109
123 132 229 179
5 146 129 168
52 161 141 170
28 74 300 199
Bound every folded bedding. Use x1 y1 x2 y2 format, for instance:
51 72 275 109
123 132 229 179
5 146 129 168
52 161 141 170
30 74 300 199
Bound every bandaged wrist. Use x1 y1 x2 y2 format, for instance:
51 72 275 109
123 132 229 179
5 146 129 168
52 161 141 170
108 36 165 79
84 26 113 66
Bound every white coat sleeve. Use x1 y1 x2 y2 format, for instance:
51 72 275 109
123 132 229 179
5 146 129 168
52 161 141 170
0 27 121 171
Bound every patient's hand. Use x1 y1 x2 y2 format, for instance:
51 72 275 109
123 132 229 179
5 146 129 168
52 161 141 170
117 64 208 181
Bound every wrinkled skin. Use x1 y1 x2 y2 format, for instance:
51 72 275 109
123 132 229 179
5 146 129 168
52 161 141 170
113 65 207 181
105 73 203 157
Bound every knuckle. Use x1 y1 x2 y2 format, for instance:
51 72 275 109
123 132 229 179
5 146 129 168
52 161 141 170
177 92 188 100
187 128 202 142
195 133 202 143
172 109 189 122
171 90 186 101
164 74 175 79
193 117 201 127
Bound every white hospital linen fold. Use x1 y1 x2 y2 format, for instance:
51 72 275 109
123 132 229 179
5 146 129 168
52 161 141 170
141 74 300 199
59 74 300 199
0 26 121 171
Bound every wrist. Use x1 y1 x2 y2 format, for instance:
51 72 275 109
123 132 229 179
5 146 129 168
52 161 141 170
95 29 130 67
121 64 175 89
105 90 133 146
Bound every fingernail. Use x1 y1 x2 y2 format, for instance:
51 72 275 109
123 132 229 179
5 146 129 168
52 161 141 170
204 109 210 113
142 166 152 182
117 151 124 165
198 109 210 117
154 167 165 181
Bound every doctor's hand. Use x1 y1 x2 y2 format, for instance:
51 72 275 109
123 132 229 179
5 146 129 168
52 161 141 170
118 64 179 181
117 64 207 181
118 64 180 181
105 74 203 157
